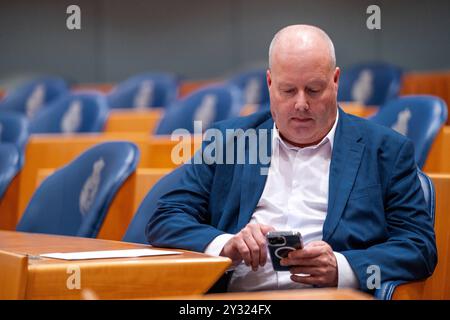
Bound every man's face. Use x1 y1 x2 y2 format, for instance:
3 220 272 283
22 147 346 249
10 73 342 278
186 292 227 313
267 50 340 147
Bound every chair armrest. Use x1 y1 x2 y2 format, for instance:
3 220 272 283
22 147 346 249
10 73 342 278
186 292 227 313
374 280 407 300
374 280 428 300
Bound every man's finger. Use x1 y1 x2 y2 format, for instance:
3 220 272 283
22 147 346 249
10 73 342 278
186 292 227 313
235 238 252 267
250 225 269 267
242 233 261 271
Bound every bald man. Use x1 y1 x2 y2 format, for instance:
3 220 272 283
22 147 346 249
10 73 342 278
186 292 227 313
147 25 437 293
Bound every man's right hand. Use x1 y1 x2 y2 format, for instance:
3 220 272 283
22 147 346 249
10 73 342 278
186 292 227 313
220 223 275 271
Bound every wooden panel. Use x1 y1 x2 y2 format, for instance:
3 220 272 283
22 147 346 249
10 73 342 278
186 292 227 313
178 79 221 97
423 127 450 173
0 231 231 300
400 72 450 124
0 174 21 230
71 83 114 94
0 250 28 299
340 102 378 118
392 173 450 299
104 109 163 134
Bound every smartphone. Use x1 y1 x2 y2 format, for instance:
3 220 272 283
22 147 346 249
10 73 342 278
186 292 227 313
266 231 303 271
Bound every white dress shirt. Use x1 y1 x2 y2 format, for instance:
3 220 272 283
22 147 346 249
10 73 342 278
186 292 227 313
205 110 359 291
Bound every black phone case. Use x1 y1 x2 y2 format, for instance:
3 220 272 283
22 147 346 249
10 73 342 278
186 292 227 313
267 233 303 271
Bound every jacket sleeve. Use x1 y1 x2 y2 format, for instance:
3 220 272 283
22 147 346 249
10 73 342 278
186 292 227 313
341 139 437 293
146 139 227 252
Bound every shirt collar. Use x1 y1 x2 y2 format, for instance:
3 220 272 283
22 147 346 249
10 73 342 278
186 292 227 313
272 108 339 152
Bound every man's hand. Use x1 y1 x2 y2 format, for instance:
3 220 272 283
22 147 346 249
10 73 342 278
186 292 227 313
280 241 338 287
220 223 275 271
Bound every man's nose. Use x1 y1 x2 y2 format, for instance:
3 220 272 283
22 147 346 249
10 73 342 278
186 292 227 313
294 90 309 111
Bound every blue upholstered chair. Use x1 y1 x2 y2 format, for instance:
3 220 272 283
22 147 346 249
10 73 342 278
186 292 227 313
228 68 269 107
338 62 402 106
16 142 140 237
370 95 447 168
0 144 21 201
0 77 68 118
107 73 179 109
375 169 435 299
155 84 242 135
29 92 109 134
123 166 186 244
0 113 29 151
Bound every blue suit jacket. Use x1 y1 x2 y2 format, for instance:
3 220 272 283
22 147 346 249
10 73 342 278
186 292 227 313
147 108 437 292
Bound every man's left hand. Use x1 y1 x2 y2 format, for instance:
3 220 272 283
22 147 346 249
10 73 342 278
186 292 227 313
280 241 338 287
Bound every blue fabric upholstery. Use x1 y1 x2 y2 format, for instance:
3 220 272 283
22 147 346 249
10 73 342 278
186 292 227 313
0 113 29 151
338 62 402 106
228 69 269 107
123 166 186 244
155 84 242 135
29 92 109 134
370 95 447 168
374 170 435 299
0 77 68 117
107 73 179 109
16 142 140 237
0 144 21 200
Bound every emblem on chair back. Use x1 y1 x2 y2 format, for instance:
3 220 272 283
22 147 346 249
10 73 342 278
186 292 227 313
61 100 82 133
391 108 412 136
133 80 155 109
351 69 373 104
194 94 217 130
244 78 262 105
79 157 106 216
26 84 46 118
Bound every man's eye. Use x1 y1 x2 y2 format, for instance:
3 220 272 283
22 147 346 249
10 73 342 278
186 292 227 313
307 88 321 94
283 89 295 94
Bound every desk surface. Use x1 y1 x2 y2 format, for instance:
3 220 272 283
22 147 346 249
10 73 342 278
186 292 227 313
0 231 231 299
168 288 373 300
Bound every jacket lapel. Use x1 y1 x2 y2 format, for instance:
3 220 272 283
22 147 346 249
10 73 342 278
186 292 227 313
323 108 365 242
237 117 274 230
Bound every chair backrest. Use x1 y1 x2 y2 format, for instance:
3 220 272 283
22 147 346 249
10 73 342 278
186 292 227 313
418 170 435 224
0 112 29 151
0 143 21 200
0 77 68 118
155 84 242 135
0 250 28 299
29 92 109 134
228 68 269 106
123 166 186 244
370 95 448 168
338 62 402 106
16 142 140 237
107 73 179 109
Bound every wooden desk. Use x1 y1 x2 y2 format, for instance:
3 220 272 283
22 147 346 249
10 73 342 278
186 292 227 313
104 109 163 134
0 230 231 300
168 288 372 300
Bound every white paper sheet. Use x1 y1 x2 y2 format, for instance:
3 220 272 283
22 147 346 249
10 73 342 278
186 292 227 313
40 248 182 260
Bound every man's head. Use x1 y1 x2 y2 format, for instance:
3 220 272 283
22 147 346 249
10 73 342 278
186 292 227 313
267 24 340 147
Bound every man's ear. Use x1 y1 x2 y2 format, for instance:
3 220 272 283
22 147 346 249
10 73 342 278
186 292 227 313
334 67 340 85
266 69 272 88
